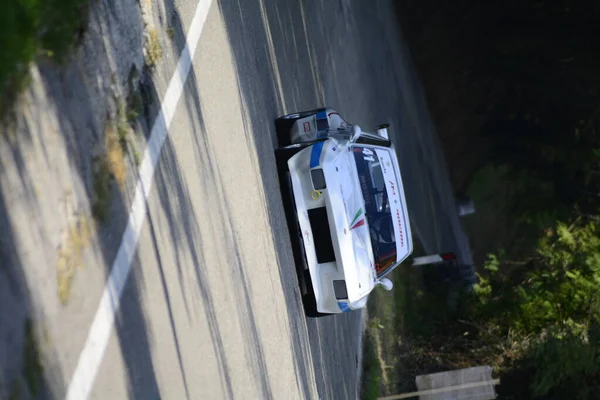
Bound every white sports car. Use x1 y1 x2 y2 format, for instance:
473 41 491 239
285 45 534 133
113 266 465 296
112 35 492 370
275 108 413 317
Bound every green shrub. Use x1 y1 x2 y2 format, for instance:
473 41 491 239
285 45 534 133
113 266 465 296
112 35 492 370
530 336 600 399
0 0 89 113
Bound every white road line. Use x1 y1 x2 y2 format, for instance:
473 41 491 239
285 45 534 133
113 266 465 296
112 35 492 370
65 1 212 398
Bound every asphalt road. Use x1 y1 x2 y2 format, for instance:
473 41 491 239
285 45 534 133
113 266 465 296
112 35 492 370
0 0 471 399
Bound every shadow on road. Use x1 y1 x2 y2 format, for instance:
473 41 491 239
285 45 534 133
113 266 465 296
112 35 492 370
0 188 64 399
0 0 291 396
216 0 373 398
2 0 165 397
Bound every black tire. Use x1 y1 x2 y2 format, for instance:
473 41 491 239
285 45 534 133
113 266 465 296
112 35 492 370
275 141 332 318
301 271 332 318
274 108 325 147
275 143 311 171
302 293 331 318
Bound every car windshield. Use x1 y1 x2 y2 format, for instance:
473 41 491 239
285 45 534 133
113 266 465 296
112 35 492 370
352 146 398 276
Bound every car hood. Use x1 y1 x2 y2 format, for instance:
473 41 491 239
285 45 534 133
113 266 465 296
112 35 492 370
322 149 377 302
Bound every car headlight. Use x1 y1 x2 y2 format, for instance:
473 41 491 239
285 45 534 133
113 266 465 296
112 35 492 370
310 168 326 190
333 280 348 300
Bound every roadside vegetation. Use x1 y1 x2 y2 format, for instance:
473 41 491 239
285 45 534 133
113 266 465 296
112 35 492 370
144 28 163 69
91 93 141 223
362 1 600 399
8 319 44 399
363 201 600 399
0 0 90 115
361 243 480 399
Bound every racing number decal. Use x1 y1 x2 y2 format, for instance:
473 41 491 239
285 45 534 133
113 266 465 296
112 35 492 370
362 148 375 162
353 147 375 160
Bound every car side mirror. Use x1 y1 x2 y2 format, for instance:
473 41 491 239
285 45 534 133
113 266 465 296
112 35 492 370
350 125 362 142
378 278 393 291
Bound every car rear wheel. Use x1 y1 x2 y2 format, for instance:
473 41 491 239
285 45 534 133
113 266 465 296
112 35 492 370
302 294 331 318
274 108 325 147
301 271 332 318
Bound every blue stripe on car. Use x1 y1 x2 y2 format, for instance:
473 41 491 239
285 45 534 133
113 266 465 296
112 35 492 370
316 109 327 119
338 302 351 312
310 141 325 168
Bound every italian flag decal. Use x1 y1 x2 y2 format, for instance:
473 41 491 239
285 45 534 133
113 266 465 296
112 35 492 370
349 208 365 230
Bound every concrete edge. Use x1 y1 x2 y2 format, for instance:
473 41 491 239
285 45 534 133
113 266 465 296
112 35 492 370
355 309 368 399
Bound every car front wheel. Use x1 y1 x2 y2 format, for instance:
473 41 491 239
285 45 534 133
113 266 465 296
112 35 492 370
274 108 325 147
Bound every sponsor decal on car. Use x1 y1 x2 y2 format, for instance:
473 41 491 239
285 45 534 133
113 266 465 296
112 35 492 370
389 180 396 196
395 209 404 247
303 121 311 132
309 141 325 168
376 149 407 251
349 208 365 230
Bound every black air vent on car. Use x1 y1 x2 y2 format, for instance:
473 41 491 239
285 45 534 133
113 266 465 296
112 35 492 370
307 207 336 263
333 280 348 299
310 168 326 190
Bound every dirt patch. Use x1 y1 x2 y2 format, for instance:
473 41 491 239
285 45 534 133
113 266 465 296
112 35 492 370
91 98 140 223
141 0 163 69
56 214 93 304
144 28 163 68
106 124 127 188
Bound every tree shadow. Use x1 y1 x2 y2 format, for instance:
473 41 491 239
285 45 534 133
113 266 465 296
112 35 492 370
216 0 374 398
0 187 64 399
1 0 171 397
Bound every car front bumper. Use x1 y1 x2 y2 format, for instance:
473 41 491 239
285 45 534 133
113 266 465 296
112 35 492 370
286 143 351 314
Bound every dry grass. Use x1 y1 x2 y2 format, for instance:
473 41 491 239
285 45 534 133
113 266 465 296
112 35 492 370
59 108 132 302
372 326 390 385
116 101 132 153
56 215 92 304
91 125 125 223
166 27 175 40
144 28 163 68
91 155 111 222
91 99 139 223
105 125 127 188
